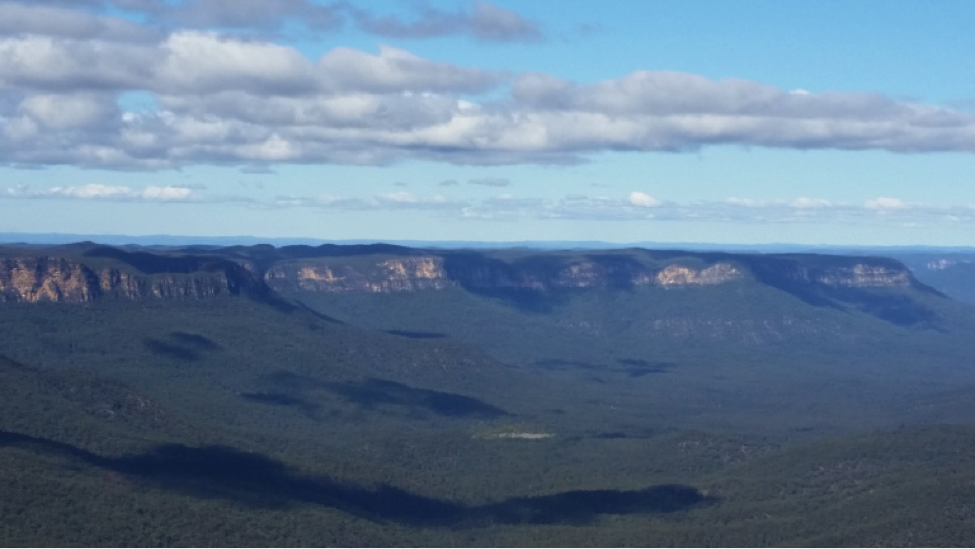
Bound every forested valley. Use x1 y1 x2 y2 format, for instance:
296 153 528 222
3 243 975 546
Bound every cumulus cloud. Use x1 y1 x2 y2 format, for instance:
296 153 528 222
1 2 975 170
0 1 158 42
318 45 505 94
628 191 661 207
155 31 319 95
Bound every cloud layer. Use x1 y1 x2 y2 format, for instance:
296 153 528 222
7 180 972 228
1 1 974 171
5 183 207 202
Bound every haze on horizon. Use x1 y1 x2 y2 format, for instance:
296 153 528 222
1 0 974 247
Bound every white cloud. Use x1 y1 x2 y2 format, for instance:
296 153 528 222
16 183 958 227
3 183 225 202
318 45 505 94
725 197 766 208
156 31 318 95
790 197 832 209
18 93 118 129
140 185 193 200
865 197 908 210
1 4 975 170
52 183 131 199
628 191 661 207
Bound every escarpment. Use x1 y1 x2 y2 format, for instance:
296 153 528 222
264 255 748 293
0 257 100 303
0 253 267 303
0 244 927 305
266 257 452 293
262 252 917 295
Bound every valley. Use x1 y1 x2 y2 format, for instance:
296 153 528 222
2 242 975 546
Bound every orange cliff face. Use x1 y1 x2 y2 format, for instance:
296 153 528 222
654 263 744 286
0 247 922 303
0 256 265 303
265 257 454 293
0 257 99 302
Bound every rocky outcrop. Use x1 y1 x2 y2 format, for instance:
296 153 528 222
0 255 266 303
0 245 924 303
265 255 746 293
815 264 913 288
0 257 100 302
781 263 914 288
655 263 744 286
266 257 453 293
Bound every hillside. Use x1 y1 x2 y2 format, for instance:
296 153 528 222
3 242 975 546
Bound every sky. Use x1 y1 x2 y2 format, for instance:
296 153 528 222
2 0 975 246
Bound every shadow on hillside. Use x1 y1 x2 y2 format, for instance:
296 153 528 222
441 252 575 312
240 391 321 419
534 358 677 378
143 338 203 361
240 370 329 419
617 358 677 377
384 330 448 339
534 359 602 371
84 247 211 275
582 254 648 290
324 378 509 419
290 300 345 324
741 255 942 328
0 430 714 526
143 331 227 362
261 369 328 390
84 246 309 316
170 332 221 350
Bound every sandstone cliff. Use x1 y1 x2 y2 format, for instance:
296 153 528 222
0 253 266 303
790 263 913 288
263 255 749 294
0 244 925 304
261 252 919 295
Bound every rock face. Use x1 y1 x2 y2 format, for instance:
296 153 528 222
0 244 924 303
266 257 452 293
263 256 750 294
0 257 99 302
0 254 266 303
783 263 914 288
655 263 744 286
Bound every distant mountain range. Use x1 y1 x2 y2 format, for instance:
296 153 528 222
4 231 975 253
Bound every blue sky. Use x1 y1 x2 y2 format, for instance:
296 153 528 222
2 0 975 245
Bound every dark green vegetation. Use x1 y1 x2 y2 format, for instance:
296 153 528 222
4 243 975 546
